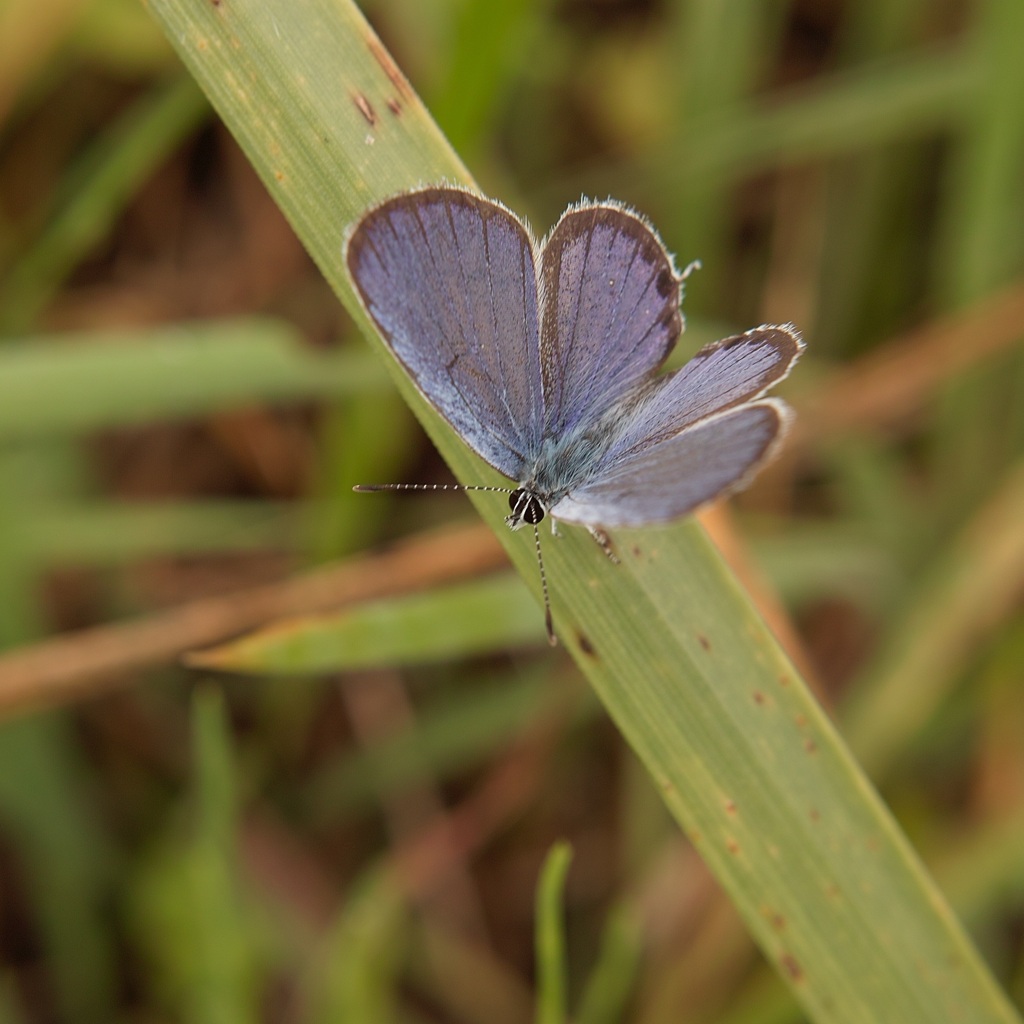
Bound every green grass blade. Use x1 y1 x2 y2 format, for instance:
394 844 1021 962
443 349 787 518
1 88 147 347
844 461 1024 777
189 687 258 1024
575 902 643 1024
19 500 298 562
0 717 115 1022
935 0 1024 305
428 0 543 158
536 842 572 1024
679 44 979 181
554 42 980 203
130 689 263 1024
0 75 208 331
187 573 546 675
307 388 416 560
142 2 1021 1020
0 319 382 439
305 867 406 1022
661 2 787 298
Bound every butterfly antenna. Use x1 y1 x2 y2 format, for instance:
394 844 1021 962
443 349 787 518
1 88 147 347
353 483 512 494
533 523 556 646
357 483 556 644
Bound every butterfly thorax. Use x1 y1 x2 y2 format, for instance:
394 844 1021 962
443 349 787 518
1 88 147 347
505 421 618 530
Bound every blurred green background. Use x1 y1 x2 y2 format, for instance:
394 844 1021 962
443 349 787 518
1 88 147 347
0 0 1022 1021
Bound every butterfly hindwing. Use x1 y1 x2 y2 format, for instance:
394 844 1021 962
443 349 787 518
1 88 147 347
551 401 788 527
600 324 803 460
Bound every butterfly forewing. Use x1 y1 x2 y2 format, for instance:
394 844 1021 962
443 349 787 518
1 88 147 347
551 401 787 527
345 188 545 480
539 204 682 439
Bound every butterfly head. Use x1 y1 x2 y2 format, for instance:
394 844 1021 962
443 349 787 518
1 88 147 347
506 488 547 531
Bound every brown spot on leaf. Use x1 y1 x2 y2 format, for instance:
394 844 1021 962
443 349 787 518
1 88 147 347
726 838 740 856
368 35 413 100
809 807 820 822
804 738 818 754
753 690 765 705
781 954 803 981
577 633 597 657
724 799 737 816
353 92 377 126
698 633 711 651
386 97 402 115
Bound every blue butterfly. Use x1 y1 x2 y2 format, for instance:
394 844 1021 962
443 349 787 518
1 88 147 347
345 186 803 643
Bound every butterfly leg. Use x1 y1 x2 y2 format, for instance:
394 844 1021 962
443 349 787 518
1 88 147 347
587 526 620 564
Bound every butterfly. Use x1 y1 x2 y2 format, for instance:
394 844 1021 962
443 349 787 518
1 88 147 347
344 186 803 644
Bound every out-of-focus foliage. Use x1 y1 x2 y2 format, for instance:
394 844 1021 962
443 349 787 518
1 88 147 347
0 0 1022 1022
